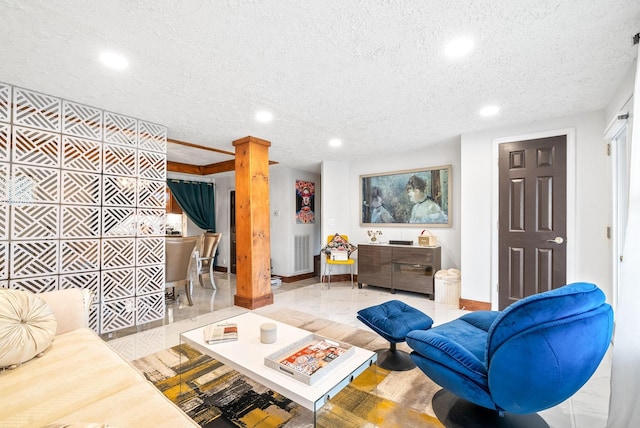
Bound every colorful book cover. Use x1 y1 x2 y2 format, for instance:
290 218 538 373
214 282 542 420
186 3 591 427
279 339 347 375
204 323 238 344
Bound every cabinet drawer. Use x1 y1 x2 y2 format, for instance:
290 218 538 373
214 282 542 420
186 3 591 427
392 262 435 294
392 247 435 264
393 263 434 277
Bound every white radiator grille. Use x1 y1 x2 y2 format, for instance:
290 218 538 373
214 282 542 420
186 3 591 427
294 234 311 273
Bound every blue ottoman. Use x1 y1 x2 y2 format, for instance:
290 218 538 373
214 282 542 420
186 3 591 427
357 300 434 371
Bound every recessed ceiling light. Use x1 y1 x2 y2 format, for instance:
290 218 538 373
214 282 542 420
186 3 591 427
329 138 342 147
99 51 128 70
255 111 273 123
444 37 474 59
479 105 500 117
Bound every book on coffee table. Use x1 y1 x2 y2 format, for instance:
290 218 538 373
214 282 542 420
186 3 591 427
265 334 355 385
279 339 347 375
204 323 238 344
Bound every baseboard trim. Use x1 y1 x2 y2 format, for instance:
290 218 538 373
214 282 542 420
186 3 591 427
459 298 491 311
281 272 317 283
319 273 353 283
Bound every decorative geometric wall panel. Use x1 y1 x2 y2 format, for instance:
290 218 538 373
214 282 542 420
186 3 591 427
0 123 9 161
11 204 59 239
62 171 101 205
0 83 10 123
60 271 100 303
104 112 137 146
89 303 99 333
102 207 137 236
136 237 164 266
101 268 135 301
0 199 7 240
101 238 135 269
101 298 135 333
103 143 137 176
13 87 61 132
0 242 7 280
0 162 9 240
138 121 166 153
61 206 101 238
9 241 58 278
62 136 101 172
12 126 60 167
9 275 58 294
62 100 102 141
0 162 7 204
102 175 136 206
138 150 166 180
3 83 166 334
137 208 165 236
5 169 33 204
60 239 100 273
136 265 164 295
138 179 165 208
10 164 60 203
136 292 165 325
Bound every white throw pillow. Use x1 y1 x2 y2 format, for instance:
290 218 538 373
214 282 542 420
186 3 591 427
0 289 57 369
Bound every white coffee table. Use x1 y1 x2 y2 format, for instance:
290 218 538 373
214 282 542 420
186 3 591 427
180 312 377 412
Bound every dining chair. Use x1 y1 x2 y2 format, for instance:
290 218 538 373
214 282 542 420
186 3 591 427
165 236 199 306
196 232 222 290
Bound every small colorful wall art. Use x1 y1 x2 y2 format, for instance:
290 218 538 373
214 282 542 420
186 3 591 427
295 180 315 224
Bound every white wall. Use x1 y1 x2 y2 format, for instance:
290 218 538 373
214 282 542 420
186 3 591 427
461 110 610 305
347 141 461 271
606 59 636 124
210 166 321 277
321 161 352 275
269 165 321 277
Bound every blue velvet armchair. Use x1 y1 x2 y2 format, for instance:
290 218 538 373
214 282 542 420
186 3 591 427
406 282 613 425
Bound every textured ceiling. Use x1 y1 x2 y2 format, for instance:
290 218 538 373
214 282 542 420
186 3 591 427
1 0 639 173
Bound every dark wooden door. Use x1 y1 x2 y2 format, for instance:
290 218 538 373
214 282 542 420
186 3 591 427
498 136 567 309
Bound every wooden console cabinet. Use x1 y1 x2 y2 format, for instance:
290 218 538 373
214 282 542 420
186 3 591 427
357 244 441 298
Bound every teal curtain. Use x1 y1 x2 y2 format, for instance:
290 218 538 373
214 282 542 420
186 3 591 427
167 180 216 232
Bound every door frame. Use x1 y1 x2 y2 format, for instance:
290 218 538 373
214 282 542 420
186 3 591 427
605 104 632 311
491 128 576 310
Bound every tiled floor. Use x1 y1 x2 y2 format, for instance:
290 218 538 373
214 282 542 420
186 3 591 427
106 272 611 428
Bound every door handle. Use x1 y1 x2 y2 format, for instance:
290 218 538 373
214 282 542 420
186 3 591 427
546 237 564 244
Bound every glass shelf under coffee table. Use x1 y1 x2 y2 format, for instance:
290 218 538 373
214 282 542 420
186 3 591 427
180 312 377 422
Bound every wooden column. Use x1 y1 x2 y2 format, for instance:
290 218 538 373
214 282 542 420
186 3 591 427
232 136 273 309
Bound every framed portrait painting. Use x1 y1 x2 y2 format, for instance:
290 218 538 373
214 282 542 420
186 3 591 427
295 179 315 224
360 165 451 227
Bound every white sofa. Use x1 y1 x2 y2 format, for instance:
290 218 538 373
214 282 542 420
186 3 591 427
0 288 198 428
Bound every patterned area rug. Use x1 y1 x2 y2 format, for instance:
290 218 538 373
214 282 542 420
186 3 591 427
131 308 444 427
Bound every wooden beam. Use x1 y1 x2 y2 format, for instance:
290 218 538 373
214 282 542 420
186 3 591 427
233 136 273 309
166 161 204 175
167 138 235 156
201 159 236 175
